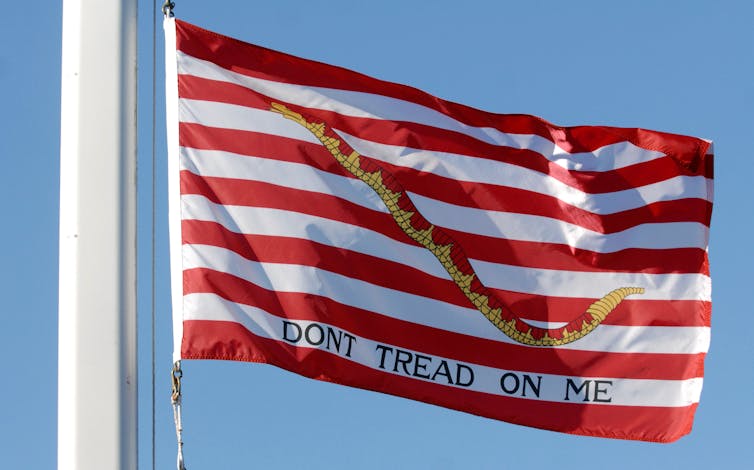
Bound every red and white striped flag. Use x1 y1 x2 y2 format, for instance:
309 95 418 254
165 18 712 442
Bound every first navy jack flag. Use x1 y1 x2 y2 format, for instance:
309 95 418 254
165 17 713 442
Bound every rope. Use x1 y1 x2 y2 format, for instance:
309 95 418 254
171 361 187 470
150 1 157 469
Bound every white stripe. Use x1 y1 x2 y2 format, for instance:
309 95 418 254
338 130 713 211
184 293 703 407
179 100 712 211
409 191 709 252
180 147 710 251
182 195 711 302
521 319 569 329
182 244 710 355
179 98 320 146
177 51 669 172
179 147 388 213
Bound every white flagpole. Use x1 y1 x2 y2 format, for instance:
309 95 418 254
58 1 138 469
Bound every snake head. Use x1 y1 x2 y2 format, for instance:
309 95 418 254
270 102 308 127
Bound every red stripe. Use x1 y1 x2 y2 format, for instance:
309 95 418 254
180 170 711 275
182 268 706 381
181 319 698 442
182 219 710 329
178 75 714 196
178 119 712 232
175 19 712 181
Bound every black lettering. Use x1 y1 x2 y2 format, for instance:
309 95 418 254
325 327 342 352
282 321 302 343
431 360 453 384
413 353 432 379
304 323 324 346
522 375 542 398
393 349 413 375
500 372 520 394
455 364 474 387
565 379 591 402
375 345 393 369
342 332 356 358
593 380 613 403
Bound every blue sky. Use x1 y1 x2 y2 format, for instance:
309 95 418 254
2 0 753 468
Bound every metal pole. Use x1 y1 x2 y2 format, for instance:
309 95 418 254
58 1 138 469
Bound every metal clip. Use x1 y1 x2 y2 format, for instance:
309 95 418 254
171 361 183 404
171 361 187 470
162 0 176 17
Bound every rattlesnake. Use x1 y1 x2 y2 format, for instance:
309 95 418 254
271 103 643 346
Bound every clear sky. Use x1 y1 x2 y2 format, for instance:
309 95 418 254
2 0 752 468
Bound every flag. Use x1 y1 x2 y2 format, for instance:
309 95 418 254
165 18 712 442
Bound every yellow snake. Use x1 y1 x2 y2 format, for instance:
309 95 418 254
271 103 643 346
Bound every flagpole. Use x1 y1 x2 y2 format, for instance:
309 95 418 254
58 1 138 469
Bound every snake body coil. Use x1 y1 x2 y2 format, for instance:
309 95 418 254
271 103 643 346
